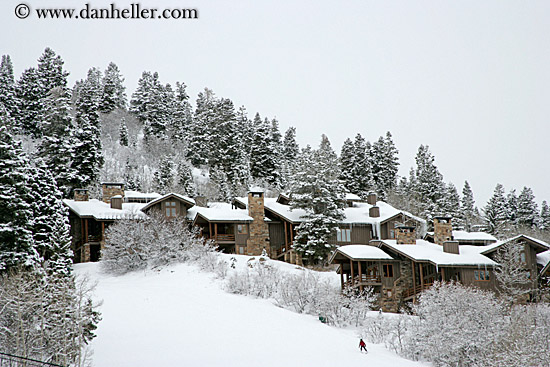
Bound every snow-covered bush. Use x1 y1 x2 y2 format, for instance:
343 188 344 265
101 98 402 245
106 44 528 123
101 212 216 274
226 258 376 327
0 268 100 367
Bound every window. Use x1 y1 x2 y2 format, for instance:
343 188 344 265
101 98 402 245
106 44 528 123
165 201 176 217
237 224 247 234
337 228 351 242
383 264 394 278
239 246 245 255
389 229 395 239
520 251 526 264
474 270 490 281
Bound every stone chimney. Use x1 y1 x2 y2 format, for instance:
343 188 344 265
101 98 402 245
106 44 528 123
110 195 123 210
367 192 377 205
434 216 453 245
246 189 270 256
194 196 208 207
102 183 125 203
443 241 459 254
369 206 380 218
396 225 416 245
74 188 89 201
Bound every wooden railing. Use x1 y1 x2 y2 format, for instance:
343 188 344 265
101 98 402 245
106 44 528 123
210 234 235 242
345 274 382 287
402 282 434 299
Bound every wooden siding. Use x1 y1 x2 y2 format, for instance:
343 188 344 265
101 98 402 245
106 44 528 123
269 222 285 250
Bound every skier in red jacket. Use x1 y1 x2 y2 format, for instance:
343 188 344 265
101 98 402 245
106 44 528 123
359 338 368 353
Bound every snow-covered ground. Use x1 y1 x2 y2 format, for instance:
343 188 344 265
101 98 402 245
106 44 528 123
75 257 428 367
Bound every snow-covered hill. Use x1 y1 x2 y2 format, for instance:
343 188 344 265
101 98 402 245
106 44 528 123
75 258 428 367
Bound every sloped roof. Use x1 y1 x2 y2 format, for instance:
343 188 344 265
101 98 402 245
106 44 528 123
538 250 550 276
480 235 550 255
425 230 497 242
63 199 148 220
141 193 196 212
329 244 394 263
188 202 252 223
124 190 162 200
379 239 498 267
235 197 425 227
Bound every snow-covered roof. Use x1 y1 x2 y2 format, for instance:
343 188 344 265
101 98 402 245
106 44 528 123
124 190 162 199
63 199 148 220
345 193 362 201
537 250 550 268
333 245 394 261
188 202 252 222
479 235 550 255
379 239 498 267
141 193 195 212
426 230 497 242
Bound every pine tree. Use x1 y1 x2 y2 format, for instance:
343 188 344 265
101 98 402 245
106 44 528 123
375 131 399 200
168 81 193 142
282 127 299 164
291 135 345 264
36 47 69 94
483 183 508 234
462 181 476 231
119 118 129 146
153 155 175 194
176 162 195 196
351 134 374 199
516 186 539 228
412 145 446 223
0 127 37 271
100 62 126 112
71 68 104 191
339 137 356 193
15 67 42 136
540 201 550 231
36 87 77 196
443 182 464 229
26 161 73 275
186 88 217 166
236 106 253 160
0 55 17 118
249 115 281 187
506 189 519 225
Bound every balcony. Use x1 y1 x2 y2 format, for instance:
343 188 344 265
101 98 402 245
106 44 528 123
210 234 235 243
345 274 382 288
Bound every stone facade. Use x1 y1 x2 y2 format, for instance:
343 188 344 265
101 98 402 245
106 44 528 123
102 183 125 203
246 191 270 256
396 226 416 245
381 261 413 312
434 217 453 245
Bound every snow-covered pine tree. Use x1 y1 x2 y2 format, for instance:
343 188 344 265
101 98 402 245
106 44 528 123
282 126 299 165
494 241 533 305
168 81 193 142
209 165 232 202
483 183 508 235
0 126 38 271
270 118 283 158
291 135 345 264
15 67 42 136
153 155 175 194
0 55 17 119
100 61 126 112
249 115 281 187
506 189 519 226
176 161 195 196
412 145 446 224
119 117 129 146
236 105 254 160
540 201 550 231
71 68 104 192
36 86 77 197
350 133 373 199
462 180 476 231
373 131 399 200
26 161 73 275
186 88 217 166
36 47 69 95
516 186 539 229
442 182 464 229
339 137 356 194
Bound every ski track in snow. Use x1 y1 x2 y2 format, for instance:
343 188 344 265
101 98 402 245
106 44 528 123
75 261 428 367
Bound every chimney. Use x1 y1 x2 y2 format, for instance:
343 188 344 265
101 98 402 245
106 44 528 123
367 192 377 205
434 216 453 245
396 225 416 245
102 182 125 203
246 188 269 256
443 241 460 254
194 196 207 207
74 188 89 201
369 206 380 218
110 195 123 210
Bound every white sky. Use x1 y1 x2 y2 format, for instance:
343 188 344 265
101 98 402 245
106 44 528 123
1 0 549 208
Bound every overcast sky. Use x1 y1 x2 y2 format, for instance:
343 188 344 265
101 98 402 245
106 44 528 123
1 0 549 208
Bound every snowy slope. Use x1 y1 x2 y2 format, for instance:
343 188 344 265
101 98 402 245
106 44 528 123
75 260 428 367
